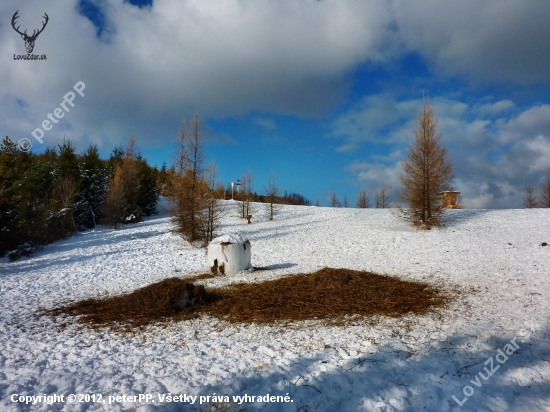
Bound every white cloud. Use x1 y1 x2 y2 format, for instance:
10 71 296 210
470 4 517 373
371 150 404 163
326 94 418 147
252 117 276 130
392 0 550 83
499 105 550 143
1 0 397 148
524 136 550 174
336 143 359 153
2 0 548 152
477 100 514 115
327 95 476 150
348 160 402 197
454 179 523 209
459 182 495 209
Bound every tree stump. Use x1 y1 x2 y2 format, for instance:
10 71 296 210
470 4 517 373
174 283 206 311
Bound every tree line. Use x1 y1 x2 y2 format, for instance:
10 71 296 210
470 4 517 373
0 136 158 259
327 185 391 209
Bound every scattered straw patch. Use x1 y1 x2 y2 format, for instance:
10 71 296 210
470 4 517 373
205 267 451 324
46 278 219 331
45 268 453 331
185 272 217 283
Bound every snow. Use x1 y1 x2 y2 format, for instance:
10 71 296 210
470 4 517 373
209 234 248 245
1 200 549 411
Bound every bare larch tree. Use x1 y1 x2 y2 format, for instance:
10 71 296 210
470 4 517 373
328 191 341 208
342 194 350 208
523 185 539 208
357 189 371 208
202 163 224 244
398 103 453 228
375 185 390 208
168 110 208 243
102 136 141 228
539 171 550 208
264 172 280 220
240 171 255 219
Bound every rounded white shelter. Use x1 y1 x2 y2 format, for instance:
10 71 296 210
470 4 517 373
206 234 252 275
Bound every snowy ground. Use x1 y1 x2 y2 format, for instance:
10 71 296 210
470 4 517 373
1 201 549 411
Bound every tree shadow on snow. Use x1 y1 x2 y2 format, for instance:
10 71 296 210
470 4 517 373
144 320 550 412
443 209 493 227
0 226 170 277
254 263 298 271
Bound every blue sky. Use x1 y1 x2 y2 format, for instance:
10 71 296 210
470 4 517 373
2 0 550 207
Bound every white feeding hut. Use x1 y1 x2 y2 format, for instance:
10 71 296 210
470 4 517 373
206 234 252 275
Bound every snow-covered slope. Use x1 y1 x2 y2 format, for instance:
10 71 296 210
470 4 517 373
1 202 549 411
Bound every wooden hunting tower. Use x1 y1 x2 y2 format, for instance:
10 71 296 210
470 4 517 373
440 191 462 209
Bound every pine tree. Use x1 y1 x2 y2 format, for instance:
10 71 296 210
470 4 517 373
136 156 159 216
40 146 58 193
0 137 27 255
156 162 170 196
78 144 109 228
398 103 453 228
0 137 50 256
108 147 125 173
56 138 80 184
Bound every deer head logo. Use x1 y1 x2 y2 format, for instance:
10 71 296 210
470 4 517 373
12 11 49 54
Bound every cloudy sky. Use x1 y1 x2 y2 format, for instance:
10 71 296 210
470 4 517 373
2 0 550 208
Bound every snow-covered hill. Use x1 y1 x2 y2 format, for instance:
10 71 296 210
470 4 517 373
1 202 549 411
